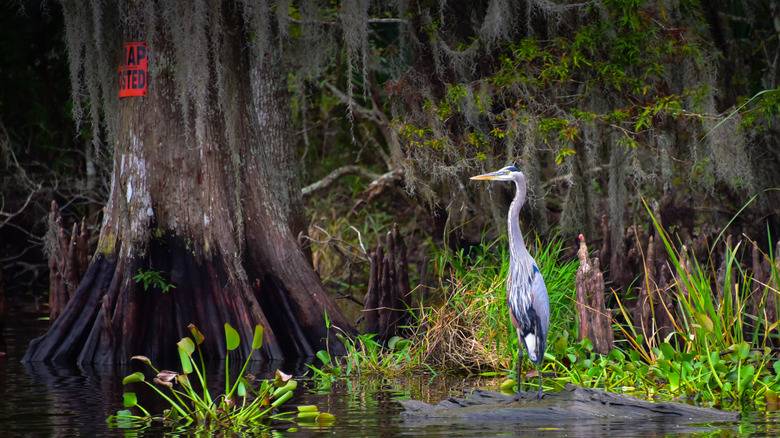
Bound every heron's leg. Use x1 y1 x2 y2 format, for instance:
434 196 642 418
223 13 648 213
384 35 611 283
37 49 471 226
532 364 544 400
512 347 524 401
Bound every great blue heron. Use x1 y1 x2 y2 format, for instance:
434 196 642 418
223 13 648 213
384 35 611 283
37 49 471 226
470 166 550 400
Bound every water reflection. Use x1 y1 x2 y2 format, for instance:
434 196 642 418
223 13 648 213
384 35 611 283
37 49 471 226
0 313 128 437
1 312 779 437
400 413 741 437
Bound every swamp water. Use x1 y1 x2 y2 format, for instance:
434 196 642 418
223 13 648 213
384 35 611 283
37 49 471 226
1 312 779 437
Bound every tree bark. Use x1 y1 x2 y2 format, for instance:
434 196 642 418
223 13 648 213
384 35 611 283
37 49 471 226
748 240 780 346
47 201 90 323
0 257 5 333
363 224 412 340
24 1 353 365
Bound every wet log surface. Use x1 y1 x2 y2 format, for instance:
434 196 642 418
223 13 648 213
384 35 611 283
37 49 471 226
400 384 739 431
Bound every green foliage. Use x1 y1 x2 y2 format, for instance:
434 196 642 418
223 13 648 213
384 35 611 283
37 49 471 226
402 0 710 158
388 0 766 239
133 268 176 293
603 200 780 406
108 324 334 432
309 234 578 379
549 198 780 408
309 216 780 409
308 333 416 381
500 336 780 410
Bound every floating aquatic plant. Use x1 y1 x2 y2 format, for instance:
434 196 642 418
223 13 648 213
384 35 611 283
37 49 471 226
108 323 334 432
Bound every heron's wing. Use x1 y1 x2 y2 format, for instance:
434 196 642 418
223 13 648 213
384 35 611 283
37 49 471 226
532 266 550 355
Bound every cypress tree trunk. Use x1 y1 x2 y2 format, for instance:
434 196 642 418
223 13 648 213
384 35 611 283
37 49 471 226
24 1 353 365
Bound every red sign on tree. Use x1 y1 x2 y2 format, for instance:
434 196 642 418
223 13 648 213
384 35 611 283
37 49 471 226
119 42 147 97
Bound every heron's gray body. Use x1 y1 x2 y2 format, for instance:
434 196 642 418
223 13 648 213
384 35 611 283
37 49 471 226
470 166 550 400
506 176 549 366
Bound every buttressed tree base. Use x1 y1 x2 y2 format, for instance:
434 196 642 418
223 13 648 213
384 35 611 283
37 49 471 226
24 1 354 365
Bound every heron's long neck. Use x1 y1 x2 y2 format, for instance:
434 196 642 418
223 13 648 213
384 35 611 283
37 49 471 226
507 180 530 268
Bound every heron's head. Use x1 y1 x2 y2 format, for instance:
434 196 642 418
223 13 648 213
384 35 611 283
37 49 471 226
469 166 523 182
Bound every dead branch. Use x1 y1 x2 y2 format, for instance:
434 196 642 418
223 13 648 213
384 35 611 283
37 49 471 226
323 79 404 169
301 165 381 198
350 168 405 214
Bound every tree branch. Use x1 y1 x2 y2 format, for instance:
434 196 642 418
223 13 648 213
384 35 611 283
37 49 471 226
287 16 408 26
323 79 404 170
324 81 384 125
301 165 381 198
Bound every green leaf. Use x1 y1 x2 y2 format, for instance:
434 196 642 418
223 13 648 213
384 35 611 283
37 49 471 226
252 324 264 350
694 312 713 333
316 350 331 366
178 373 191 389
225 323 240 351
177 337 195 355
500 379 516 394
188 324 205 345
738 342 750 360
668 373 680 391
298 411 319 421
177 337 195 374
738 365 755 393
123 372 145 385
554 336 568 357
316 412 335 424
387 336 408 350
297 405 319 413
608 349 625 362
237 381 246 397
178 346 193 374
271 389 294 408
393 339 411 351
582 338 594 351
273 380 298 399
109 410 135 429
123 392 138 408
659 342 676 361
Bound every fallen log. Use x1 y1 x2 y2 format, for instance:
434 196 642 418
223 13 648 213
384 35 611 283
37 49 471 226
400 385 739 428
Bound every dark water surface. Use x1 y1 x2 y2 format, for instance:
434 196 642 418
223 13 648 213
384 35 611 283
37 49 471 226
2 312 779 437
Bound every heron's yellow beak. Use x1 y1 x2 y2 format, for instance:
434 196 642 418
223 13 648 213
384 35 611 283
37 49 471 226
470 172 500 180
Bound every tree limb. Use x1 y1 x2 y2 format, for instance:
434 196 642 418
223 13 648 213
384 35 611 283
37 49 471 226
323 79 404 170
324 81 384 126
301 165 381 198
